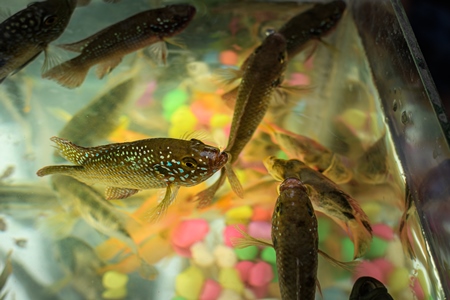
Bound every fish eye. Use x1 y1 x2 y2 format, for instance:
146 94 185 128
278 52 285 64
254 46 262 54
181 157 197 169
275 202 282 215
44 15 58 26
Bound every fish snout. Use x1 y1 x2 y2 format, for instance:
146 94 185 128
213 151 229 170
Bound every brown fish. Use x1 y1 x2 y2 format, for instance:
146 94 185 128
0 0 77 83
37 136 228 220
261 122 352 184
196 32 287 208
43 4 196 88
279 0 346 59
264 157 373 259
273 178 319 300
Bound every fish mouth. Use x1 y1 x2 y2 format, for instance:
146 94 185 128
213 151 229 169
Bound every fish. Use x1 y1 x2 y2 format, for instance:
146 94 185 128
278 0 346 60
0 184 59 218
233 178 356 300
0 251 12 296
0 0 77 83
55 71 139 155
0 218 5 232
349 276 394 300
42 4 196 88
53 236 106 299
13 238 27 248
37 136 229 220
196 32 288 208
77 0 121 6
261 122 352 184
271 178 319 299
218 0 346 99
263 157 373 259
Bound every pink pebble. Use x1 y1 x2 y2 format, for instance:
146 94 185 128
235 261 254 284
172 244 192 257
251 285 269 298
223 224 247 247
248 221 271 240
219 50 238 65
353 261 385 284
372 258 394 278
372 223 395 240
191 101 212 125
200 279 222 300
288 73 310 86
248 262 274 287
172 219 209 248
411 277 425 300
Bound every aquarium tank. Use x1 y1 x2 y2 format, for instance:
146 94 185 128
0 0 449 299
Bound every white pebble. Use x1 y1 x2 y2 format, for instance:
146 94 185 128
191 242 214 267
213 245 238 268
217 289 242 300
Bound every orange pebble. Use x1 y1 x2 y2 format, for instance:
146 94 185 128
251 206 272 222
219 50 238 65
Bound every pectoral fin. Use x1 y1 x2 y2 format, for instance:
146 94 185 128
224 161 244 199
146 185 180 223
105 187 139 200
96 57 123 79
147 41 168 65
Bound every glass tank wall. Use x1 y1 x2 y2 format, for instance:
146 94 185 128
0 0 448 299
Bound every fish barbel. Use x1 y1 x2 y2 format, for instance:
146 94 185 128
37 136 228 220
0 0 77 83
43 4 196 88
196 32 287 207
273 178 319 300
264 156 373 259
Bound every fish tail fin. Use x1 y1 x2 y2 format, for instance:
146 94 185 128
42 60 89 89
36 165 84 177
50 136 88 164
195 170 226 208
221 87 238 110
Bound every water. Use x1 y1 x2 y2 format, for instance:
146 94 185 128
0 0 448 299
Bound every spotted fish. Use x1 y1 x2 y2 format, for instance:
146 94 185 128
42 4 196 88
264 157 373 259
0 0 77 83
37 136 228 221
196 32 287 207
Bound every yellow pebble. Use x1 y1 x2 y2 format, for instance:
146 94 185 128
102 271 128 289
225 206 253 224
213 245 237 268
217 289 242 300
102 287 127 299
210 114 231 128
169 106 197 138
219 268 244 294
361 202 381 223
175 266 205 300
191 242 215 267
388 267 410 293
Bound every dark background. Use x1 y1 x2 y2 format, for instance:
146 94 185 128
402 0 450 115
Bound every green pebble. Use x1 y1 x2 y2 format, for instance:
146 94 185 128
341 237 354 262
162 89 188 120
317 217 331 244
261 247 277 265
365 236 389 259
276 150 289 160
271 263 279 283
172 297 187 300
234 246 259 261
